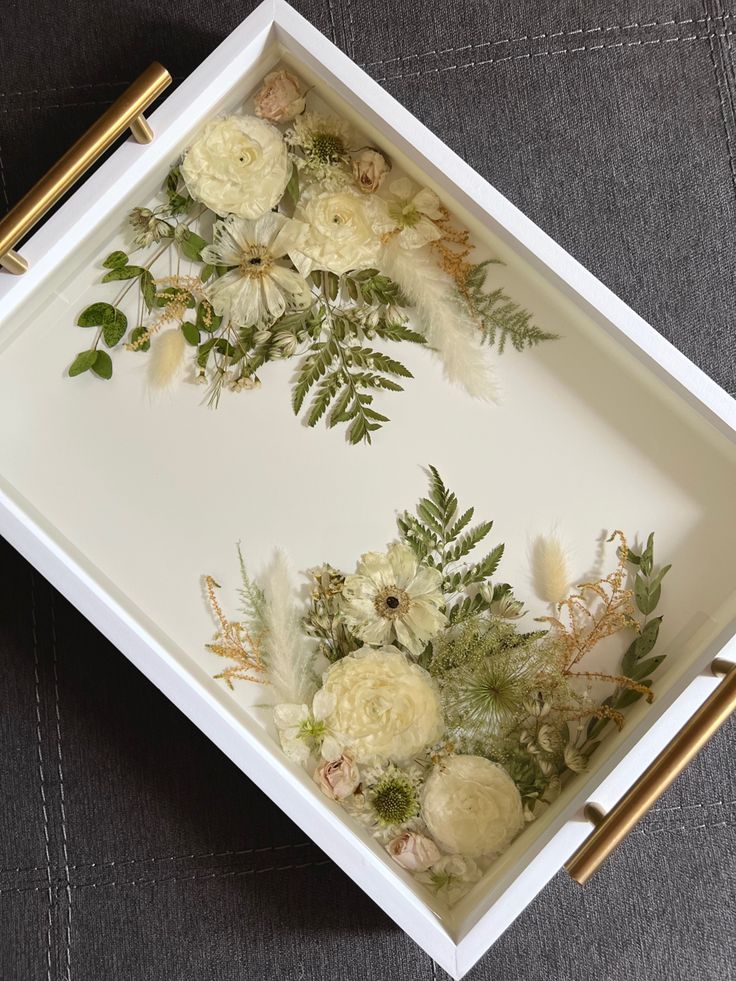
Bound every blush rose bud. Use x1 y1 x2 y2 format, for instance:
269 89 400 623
254 70 307 123
386 832 441 872
314 755 360 800
352 148 391 193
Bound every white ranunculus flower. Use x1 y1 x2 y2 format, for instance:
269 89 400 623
422 756 524 858
341 542 447 657
200 212 312 327
313 646 444 763
180 115 290 218
291 188 382 275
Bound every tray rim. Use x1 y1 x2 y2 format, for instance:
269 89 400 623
1 2 735 976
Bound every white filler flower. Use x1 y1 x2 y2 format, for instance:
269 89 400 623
180 115 290 218
292 188 382 275
422 755 524 858
201 213 312 327
313 646 444 763
373 177 443 249
341 542 446 657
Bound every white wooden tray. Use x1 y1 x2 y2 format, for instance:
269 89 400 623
0 3 735 977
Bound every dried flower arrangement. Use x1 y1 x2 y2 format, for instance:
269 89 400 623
66 67 557 444
203 467 670 905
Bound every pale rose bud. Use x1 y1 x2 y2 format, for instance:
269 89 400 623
254 70 306 123
314 755 360 800
352 148 391 193
386 832 440 872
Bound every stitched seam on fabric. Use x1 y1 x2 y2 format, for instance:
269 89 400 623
50 597 72 981
346 0 357 60
372 31 736 83
0 859 333 895
360 14 734 68
326 0 338 46
648 797 736 816
0 839 313 876
716 0 736 123
31 572 54 981
703 5 736 198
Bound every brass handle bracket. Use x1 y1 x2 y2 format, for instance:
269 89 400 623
0 63 171 275
566 658 736 884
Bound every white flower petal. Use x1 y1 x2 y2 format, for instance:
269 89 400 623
273 703 308 730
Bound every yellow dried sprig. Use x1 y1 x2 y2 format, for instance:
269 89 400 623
125 276 207 352
204 575 268 690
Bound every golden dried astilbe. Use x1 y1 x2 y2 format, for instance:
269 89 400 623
538 531 654 728
125 275 207 351
204 575 268 690
428 206 475 288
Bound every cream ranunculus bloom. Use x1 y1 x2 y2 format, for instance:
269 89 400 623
341 542 447 657
180 115 290 218
422 756 524 858
313 646 444 763
291 187 382 275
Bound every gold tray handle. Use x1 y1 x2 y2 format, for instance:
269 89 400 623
566 658 736 885
0 63 172 275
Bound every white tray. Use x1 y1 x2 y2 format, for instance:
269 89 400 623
1 2 735 977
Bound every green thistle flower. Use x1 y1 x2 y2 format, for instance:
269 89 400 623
370 769 419 826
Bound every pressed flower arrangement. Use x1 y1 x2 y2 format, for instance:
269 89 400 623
203 466 671 906
66 67 557 443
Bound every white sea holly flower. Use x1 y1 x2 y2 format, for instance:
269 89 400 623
273 691 341 766
417 853 483 906
341 542 446 657
313 646 444 763
291 187 382 276
372 177 444 249
200 213 312 327
180 115 290 218
285 112 352 185
422 756 524 858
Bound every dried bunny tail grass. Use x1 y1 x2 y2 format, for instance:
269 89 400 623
260 550 316 705
379 240 498 401
531 534 571 605
148 328 187 389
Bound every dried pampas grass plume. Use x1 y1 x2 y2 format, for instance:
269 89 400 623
532 534 570 605
148 328 187 389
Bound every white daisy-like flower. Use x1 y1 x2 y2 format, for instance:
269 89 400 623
373 177 444 249
273 694 343 767
200 213 312 327
341 543 447 657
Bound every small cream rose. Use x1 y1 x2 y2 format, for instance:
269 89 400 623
422 756 524 858
314 755 360 800
352 149 390 193
386 832 440 872
254 70 306 123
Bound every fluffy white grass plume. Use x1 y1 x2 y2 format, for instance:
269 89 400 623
260 550 315 704
148 328 187 389
379 241 498 401
531 534 571 605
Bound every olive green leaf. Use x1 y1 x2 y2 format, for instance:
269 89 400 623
102 251 129 269
69 350 99 376
91 350 113 379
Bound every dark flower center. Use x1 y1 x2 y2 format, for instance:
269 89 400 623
374 585 410 620
386 595 400 609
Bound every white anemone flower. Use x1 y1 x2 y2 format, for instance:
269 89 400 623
273 693 342 766
341 543 447 657
201 213 312 327
373 177 444 250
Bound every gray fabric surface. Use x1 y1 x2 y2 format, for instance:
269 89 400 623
1 1 735 978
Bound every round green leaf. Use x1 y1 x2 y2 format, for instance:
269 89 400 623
181 322 200 346
77 302 114 327
102 308 128 347
91 350 113 379
102 250 129 269
69 350 99 376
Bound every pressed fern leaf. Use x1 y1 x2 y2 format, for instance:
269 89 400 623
461 262 559 353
